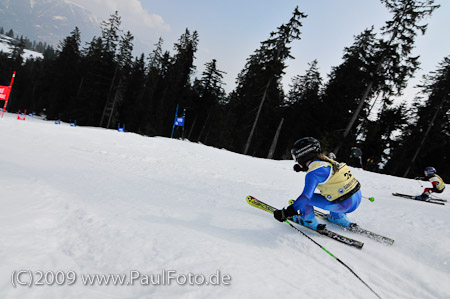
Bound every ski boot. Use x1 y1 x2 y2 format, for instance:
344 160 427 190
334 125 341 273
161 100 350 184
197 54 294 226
415 191 431 201
415 194 429 201
288 200 326 231
292 214 326 231
327 213 353 228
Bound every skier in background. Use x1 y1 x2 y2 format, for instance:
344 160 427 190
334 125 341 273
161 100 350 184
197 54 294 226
273 137 362 231
414 167 445 201
349 146 363 168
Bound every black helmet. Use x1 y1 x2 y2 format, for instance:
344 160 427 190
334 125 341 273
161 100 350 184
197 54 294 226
291 137 321 166
424 166 436 177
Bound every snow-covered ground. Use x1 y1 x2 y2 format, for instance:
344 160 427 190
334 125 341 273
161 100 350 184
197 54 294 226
0 112 449 299
0 35 43 60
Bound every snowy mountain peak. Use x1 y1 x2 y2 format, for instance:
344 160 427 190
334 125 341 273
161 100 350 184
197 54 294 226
0 0 100 46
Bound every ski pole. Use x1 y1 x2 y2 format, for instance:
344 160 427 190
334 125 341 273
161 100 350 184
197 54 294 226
285 219 382 299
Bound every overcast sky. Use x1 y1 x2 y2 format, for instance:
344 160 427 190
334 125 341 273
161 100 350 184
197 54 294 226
69 0 450 103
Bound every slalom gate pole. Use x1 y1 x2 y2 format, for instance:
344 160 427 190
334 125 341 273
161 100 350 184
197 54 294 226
170 104 179 138
284 219 382 299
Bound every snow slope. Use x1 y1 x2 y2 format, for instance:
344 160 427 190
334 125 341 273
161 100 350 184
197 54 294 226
0 113 449 299
0 34 44 60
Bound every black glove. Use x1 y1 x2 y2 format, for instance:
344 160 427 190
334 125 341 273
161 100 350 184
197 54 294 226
293 164 301 172
273 205 297 222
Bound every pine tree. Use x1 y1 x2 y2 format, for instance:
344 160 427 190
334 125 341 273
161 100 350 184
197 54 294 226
119 54 147 132
359 102 408 171
320 28 379 153
385 56 450 179
9 36 25 65
137 37 171 136
104 30 135 129
338 0 440 153
157 28 199 136
75 36 111 125
286 60 322 106
228 6 307 156
283 59 323 153
101 11 122 58
45 27 82 120
117 31 134 69
97 12 126 128
189 59 226 143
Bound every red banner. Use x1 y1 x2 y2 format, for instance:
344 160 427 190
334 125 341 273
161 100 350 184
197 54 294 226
1 71 15 118
0 85 9 101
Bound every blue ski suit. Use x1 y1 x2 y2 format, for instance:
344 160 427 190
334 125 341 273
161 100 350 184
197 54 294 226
291 160 362 221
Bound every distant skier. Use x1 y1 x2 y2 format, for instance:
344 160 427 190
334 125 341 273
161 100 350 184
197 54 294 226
414 167 445 201
349 146 363 168
274 137 361 231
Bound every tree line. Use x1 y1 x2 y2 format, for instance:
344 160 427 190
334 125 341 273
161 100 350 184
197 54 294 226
0 0 448 181
0 27 56 56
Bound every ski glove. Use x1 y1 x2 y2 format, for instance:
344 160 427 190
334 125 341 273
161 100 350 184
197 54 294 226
273 205 297 222
293 164 302 172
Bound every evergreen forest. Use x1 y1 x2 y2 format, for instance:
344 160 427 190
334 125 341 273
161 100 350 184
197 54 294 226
0 0 448 181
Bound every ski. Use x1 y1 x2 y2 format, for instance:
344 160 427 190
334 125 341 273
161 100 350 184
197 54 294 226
430 196 448 203
246 196 364 249
313 210 394 245
286 199 394 245
392 193 445 205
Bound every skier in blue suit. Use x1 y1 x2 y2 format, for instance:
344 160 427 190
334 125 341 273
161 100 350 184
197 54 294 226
274 137 362 231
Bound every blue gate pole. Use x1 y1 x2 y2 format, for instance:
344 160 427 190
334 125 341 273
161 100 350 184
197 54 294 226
182 108 186 140
171 104 179 138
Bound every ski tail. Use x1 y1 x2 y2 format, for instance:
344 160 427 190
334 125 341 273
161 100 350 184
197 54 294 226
314 210 394 245
430 196 447 202
289 199 393 245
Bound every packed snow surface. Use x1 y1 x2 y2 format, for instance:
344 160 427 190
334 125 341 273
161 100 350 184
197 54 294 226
0 113 449 299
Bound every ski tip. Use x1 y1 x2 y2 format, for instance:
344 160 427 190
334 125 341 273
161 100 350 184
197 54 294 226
246 195 260 204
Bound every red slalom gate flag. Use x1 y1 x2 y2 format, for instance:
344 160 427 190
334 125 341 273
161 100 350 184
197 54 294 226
1 71 16 118
0 85 10 118
0 86 9 100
